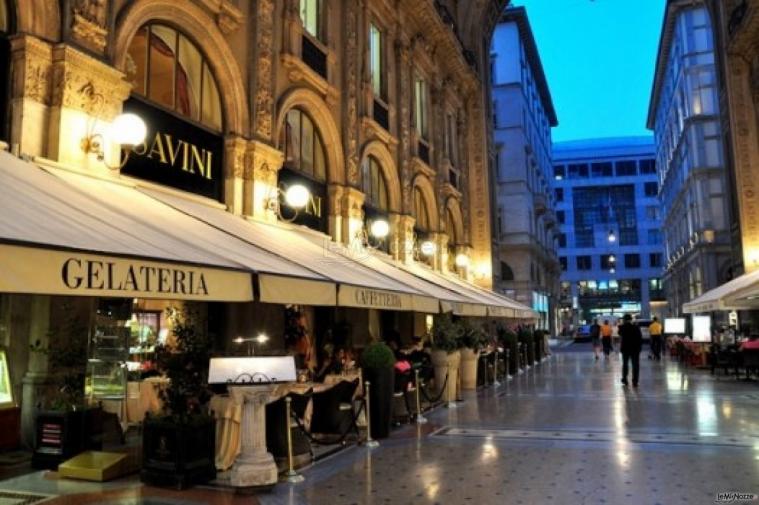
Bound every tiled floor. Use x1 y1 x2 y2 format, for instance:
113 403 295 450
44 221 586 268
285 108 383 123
2 347 758 504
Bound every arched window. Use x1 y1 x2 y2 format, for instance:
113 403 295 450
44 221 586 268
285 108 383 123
281 108 327 181
413 187 430 231
362 156 388 211
501 261 514 281
126 24 222 131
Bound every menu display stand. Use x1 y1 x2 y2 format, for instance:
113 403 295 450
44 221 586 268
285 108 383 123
208 357 296 488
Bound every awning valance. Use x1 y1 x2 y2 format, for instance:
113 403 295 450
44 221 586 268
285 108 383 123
683 269 759 313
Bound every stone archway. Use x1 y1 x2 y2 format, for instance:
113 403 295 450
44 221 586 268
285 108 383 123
275 86 345 185
359 140 402 214
445 196 465 245
112 0 249 137
411 173 440 231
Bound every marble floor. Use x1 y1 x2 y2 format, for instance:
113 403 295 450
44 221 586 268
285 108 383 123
1 348 758 504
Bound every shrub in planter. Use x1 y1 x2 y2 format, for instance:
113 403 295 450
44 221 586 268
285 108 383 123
496 325 518 374
141 306 216 490
430 314 461 402
361 342 396 439
518 328 535 365
457 320 488 390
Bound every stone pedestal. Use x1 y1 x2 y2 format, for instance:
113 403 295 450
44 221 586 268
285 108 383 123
229 385 278 487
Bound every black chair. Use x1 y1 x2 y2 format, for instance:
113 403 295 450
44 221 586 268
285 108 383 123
266 389 313 465
710 344 740 377
310 379 359 442
741 349 759 380
392 369 413 423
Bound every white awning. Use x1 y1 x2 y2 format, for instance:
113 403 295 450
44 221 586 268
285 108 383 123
682 269 759 313
139 188 434 311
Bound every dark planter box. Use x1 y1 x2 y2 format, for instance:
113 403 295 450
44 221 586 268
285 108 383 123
141 414 216 490
32 407 103 470
364 367 394 439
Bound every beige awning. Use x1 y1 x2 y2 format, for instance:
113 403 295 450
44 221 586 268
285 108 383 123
139 188 436 311
683 269 759 313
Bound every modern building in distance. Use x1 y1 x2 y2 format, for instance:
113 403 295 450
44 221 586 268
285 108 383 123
647 0 734 316
490 6 560 333
552 137 665 329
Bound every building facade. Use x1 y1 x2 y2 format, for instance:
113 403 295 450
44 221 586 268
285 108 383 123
552 137 665 329
647 0 734 316
490 6 560 333
0 0 515 448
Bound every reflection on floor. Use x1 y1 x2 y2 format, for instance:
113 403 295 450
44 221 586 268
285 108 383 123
1 347 758 504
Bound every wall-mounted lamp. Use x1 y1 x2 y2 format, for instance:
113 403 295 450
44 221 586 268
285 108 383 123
608 230 616 243
266 184 312 222
233 333 269 356
369 219 390 240
81 112 147 170
608 254 616 263
454 253 470 268
609 266 616 274
420 240 437 257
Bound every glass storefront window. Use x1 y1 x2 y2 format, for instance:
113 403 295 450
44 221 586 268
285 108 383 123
127 24 223 131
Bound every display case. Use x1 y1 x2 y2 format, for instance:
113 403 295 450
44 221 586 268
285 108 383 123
127 311 161 374
85 304 130 401
0 349 20 449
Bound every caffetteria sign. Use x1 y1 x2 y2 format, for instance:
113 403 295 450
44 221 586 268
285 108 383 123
121 97 224 200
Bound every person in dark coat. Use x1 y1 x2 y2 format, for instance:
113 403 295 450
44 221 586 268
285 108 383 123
619 313 643 387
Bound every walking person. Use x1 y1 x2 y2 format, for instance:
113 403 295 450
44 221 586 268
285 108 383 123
619 314 643 387
590 318 601 360
649 317 663 361
601 319 613 358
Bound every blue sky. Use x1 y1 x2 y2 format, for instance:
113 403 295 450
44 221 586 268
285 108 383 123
510 0 666 142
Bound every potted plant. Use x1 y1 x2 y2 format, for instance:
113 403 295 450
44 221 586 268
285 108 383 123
430 314 461 403
518 327 535 366
31 302 103 470
360 341 396 439
458 320 487 390
141 306 215 489
496 325 519 376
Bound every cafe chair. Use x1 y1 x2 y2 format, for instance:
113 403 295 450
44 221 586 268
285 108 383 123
741 349 759 380
310 379 359 443
392 369 414 424
265 389 313 467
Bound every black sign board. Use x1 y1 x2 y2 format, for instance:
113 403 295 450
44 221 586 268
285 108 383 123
278 168 328 232
121 97 224 201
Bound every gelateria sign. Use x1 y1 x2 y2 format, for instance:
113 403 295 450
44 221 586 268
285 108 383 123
121 97 224 201
0 244 252 302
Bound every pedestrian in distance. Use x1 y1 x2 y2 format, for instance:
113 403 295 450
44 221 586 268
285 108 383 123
601 319 613 358
619 313 643 387
649 316 663 361
590 318 601 360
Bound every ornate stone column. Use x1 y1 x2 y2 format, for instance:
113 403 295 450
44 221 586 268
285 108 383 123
228 385 278 487
47 43 131 172
437 232 450 273
341 186 366 247
456 244 474 282
247 140 284 222
225 136 248 216
9 35 53 157
253 0 276 143
396 214 416 264
327 184 345 243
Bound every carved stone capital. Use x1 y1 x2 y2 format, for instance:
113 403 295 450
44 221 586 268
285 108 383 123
71 13 107 54
225 136 248 179
50 44 130 121
247 140 284 183
11 35 54 105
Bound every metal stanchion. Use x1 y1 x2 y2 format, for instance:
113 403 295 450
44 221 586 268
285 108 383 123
493 349 501 386
414 369 428 424
364 381 379 448
505 348 512 381
446 363 458 409
284 397 304 483
518 344 524 375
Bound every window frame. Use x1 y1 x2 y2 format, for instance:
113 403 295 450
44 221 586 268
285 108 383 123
281 108 327 182
362 156 389 212
299 0 323 42
369 22 386 101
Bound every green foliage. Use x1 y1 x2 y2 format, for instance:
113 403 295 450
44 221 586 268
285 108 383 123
457 319 489 351
361 341 396 369
31 302 88 410
431 314 460 353
496 325 519 372
154 306 211 419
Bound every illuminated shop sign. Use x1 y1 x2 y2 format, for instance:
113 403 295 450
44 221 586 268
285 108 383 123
278 167 327 232
121 97 224 200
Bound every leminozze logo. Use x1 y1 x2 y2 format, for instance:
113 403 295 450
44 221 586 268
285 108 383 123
716 492 758 503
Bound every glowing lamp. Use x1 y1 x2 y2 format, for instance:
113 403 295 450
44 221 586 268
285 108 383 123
420 241 437 256
285 184 310 209
111 113 147 147
370 219 390 239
